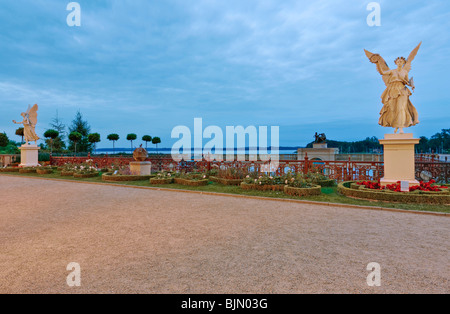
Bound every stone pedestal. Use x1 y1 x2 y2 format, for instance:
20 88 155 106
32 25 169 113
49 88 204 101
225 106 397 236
19 144 40 167
130 161 152 176
379 133 419 187
297 143 339 161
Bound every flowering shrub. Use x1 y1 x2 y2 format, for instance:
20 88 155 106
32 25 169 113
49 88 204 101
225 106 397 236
358 179 448 193
410 180 448 192
285 172 314 188
358 180 383 190
156 171 173 179
218 168 247 180
74 160 99 175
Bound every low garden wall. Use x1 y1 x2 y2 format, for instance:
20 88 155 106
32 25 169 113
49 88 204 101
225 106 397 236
103 173 154 182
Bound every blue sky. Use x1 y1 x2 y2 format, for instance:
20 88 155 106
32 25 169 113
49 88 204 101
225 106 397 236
0 0 449 148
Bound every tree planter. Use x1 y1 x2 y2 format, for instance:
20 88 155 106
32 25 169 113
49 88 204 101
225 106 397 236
60 171 75 176
174 178 209 187
240 182 286 192
74 172 99 178
102 173 154 182
150 178 174 185
19 168 37 174
210 176 243 186
36 169 53 175
338 181 450 205
0 167 20 173
284 185 322 197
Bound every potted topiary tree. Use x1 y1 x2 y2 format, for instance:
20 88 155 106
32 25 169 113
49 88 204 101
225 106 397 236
152 137 161 154
127 133 137 153
107 133 120 155
88 133 101 155
142 135 152 149
44 129 59 154
69 131 82 156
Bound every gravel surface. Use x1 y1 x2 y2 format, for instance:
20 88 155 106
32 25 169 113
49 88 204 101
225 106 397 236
0 176 448 294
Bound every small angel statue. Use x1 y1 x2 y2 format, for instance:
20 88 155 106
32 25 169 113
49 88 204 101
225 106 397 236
365 42 422 134
13 104 40 145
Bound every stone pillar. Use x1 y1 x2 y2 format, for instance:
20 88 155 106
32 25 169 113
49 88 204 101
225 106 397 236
379 133 419 187
130 161 152 176
19 144 40 167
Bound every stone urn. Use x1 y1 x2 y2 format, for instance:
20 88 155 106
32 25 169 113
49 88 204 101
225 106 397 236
130 145 151 176
133 145 148 161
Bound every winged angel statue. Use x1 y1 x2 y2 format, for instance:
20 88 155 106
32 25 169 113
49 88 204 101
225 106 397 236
13 104 40 145
365 42 422 134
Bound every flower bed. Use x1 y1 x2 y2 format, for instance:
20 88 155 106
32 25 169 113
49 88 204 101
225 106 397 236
357 180 449 193
240 182 286 192
339 181 450 205
102 173 154 182
284 185 322 197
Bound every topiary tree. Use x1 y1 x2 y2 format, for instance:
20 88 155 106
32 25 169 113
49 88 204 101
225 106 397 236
44 129 59 154
142 135 152 149
88 133 101 154
0 132 9 147
69 131 82 155
15 127 24 144
127 133 137 152
107 133 120 154
152 137 161 154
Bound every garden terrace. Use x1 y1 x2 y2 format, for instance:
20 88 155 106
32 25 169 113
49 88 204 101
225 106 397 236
49 155 450 183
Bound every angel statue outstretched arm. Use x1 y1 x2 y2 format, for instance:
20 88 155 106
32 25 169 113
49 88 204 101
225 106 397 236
364 42 422 134
13 104 40 145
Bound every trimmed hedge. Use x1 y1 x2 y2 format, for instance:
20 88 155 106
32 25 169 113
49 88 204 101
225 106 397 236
174 177 209 187
240 182 286 192
210 176 243 186
19 168 37 174
36 169 53 175
74 172 100 178
284 185 322 197
102 173 154 182
60 171 75 176
0 167 20 173
339 181 450 205
150 178 174 185
317 179 336 187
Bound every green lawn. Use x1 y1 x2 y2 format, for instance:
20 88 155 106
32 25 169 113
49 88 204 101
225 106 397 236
1 171 449 213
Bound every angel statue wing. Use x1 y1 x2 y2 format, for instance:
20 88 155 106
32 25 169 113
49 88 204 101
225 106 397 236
27 104 38 127
364 49 390 86
404 42 422 73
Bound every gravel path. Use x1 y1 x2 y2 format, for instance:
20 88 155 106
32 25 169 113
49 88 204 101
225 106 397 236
0 176 448 294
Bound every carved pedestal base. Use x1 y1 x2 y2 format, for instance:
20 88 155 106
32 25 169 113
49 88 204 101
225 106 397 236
130 161 152 176
379 133 420 187
19 144 40 167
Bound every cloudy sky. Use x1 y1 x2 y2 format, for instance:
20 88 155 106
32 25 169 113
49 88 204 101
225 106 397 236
0 0 449 148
